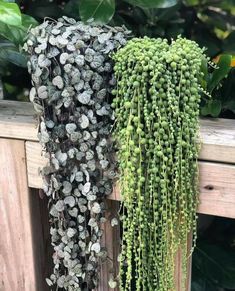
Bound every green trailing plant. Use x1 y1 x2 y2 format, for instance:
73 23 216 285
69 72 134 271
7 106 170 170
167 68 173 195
112 36 206 291
24 17 128 290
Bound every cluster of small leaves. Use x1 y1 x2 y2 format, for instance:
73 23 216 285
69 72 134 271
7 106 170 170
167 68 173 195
24 17 129 290
112 36 206 291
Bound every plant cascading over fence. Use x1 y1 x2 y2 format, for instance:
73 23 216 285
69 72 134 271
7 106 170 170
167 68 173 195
25 15 206 290
24 16 129 290
112 36 206 291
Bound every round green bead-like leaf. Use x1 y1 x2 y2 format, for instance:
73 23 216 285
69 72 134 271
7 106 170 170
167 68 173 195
123 0 178 8
79 0 115 24
0 0 22 26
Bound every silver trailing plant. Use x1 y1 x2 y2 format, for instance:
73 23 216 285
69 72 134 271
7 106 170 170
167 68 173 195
24 16 128 290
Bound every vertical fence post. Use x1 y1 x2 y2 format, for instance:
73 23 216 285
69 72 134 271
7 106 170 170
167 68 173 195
0 138 50 291
97 200 120 291
0 139 37 290
174 235 193 291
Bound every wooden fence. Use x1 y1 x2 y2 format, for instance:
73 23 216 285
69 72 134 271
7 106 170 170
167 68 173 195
1 100 235 291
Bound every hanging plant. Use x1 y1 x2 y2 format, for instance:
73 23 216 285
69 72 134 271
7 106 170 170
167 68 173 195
24 16 129 290
112 36 207 291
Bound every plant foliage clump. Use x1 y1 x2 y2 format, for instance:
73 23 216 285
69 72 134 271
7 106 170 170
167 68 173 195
24 17 128 290
112 36 206 291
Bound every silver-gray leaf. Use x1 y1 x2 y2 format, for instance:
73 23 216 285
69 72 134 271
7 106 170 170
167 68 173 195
64 195 75 207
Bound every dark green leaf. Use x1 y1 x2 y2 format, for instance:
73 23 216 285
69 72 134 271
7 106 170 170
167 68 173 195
156 3 180 21
208 54 232 92
166 25 183 38
193 28 221 57
0 21 26 44
209 100 222 117
64 0 80 19
79 0 115 24
25 2 62 19
0 13 37 45
191 277 220 291
199 57 209 89
199 10 227 31
123 0 178 8
201 100 222 117
183 0 199 6
201 104 210 116
218 0 235 10
21 14 38 28
193 242 235 289
0 0 21 26
224 99 235 113
0 40 27 67
0 50 27 67
223 31 235 54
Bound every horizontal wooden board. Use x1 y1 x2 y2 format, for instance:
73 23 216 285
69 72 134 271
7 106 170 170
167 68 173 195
26 142 235 218
110 163 235 218
1 101 235 163
199 118 235 164
0 101 38 141
199 162 235 218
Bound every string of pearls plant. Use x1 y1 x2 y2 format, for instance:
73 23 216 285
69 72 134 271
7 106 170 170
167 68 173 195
24 16 128 290
112 36 206 291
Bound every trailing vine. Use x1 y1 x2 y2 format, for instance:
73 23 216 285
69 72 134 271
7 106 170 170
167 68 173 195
24 17 128 290
112 36 206 291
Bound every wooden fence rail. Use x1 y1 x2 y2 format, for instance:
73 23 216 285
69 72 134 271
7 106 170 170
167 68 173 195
1 100 235 291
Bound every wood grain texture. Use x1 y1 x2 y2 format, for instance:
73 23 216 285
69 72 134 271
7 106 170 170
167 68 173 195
199 162 235 218
109 162 235 218
1 101 235 164
199 118 235 164
97 200 120 291
0 101 37 141
174 235 192 291
0 139 37 291
25 141 48 189
0 139 52 291
29 189 53 291
26 142 235 218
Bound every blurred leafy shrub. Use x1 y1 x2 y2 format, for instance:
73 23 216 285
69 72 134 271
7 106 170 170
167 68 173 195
0 0 235 114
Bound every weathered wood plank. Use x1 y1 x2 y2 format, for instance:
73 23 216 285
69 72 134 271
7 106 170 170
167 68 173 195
97 200 120 291
0 101 38 141
199 162 235 218
26 141 235 218
199 118 235 164
26 141 48 189
29 189 53 291
174 234 193 291
109 162 235 218
1 101 235 164
0 139 38 290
